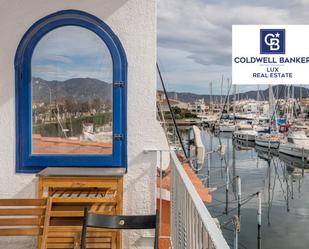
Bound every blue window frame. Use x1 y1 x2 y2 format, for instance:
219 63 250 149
15 10 127 173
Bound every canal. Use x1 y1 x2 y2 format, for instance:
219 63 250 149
198 130 309 249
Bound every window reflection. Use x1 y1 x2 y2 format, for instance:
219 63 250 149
31 26 113 155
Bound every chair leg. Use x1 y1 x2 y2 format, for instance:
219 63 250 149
154 235 158 249
154 209 159 249
80 208 88 249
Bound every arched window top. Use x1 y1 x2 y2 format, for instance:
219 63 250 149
32 25 113 83
15 10 127 173
15 9 127 78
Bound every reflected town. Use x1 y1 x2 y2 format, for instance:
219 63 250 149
31 26 113 155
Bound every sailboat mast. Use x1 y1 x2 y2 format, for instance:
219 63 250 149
227 78 230 114
210 81 213 114
257 85 260 120
286 85 290 120
276 85 278 100
269 85 273 121
291 85 295 120
220 74 224 109
233 84 236 124
286 85 291 120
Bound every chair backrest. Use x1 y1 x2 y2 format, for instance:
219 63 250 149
0 198 47 237
81 208 158 249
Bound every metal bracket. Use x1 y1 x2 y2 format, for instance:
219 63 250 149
114 134 124 141
114 81 125 88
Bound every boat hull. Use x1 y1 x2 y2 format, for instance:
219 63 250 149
255 139 280 149
216 125 235 132
233 132 256 142
279 143 309 161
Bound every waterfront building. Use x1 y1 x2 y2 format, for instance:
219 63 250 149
188 98 209 115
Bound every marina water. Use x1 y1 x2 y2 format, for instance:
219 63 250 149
199 130 309 249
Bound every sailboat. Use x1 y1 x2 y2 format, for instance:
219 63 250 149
215 78 236 132
255 85 281 149
255 134 281 149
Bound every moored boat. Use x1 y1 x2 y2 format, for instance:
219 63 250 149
233 123 257 141
279 129 309 161
215 120 236 132
255 134 281 149
233 129 258 142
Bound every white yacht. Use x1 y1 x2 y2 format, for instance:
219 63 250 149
215 120 236 132
279 129 309 160
199 114 218 127
233 123 258 141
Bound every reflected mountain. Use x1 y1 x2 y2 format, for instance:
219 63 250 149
32 77 112 103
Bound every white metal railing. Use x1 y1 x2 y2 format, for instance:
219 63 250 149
170 151 230 249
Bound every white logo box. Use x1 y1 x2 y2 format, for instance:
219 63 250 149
232 25 309 85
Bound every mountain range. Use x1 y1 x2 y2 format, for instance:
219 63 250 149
32 77 309 104
163 85 309 103
32 77 112 103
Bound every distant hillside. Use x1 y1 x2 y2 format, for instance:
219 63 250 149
163 85 309 103
32 77 112 103
33 78 309 105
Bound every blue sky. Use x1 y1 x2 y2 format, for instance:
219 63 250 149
157 0 309 94
32 26 113 83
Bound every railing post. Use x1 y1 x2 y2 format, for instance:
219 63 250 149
170 151 230 249
159 150 163 238
225 166 229 214
207 153 210 187
144 148 172 244
233 216 240 249
302 147 305 177
257 192 262 249
237 176 241 219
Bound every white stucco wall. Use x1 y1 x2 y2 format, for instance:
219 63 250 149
0 0 168 248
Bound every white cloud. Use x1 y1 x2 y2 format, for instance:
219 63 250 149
293 0 309 6
32 64 112 83
32 26 113 82
33 26 111 61
158 0 309 94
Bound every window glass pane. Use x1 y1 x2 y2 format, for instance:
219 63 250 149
31 26 113 155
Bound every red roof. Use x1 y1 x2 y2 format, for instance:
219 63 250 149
32 134 112 154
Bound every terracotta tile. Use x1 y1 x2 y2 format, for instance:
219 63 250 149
32 135 112 154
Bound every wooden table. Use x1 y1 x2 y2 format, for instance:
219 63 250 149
37 167 125 249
